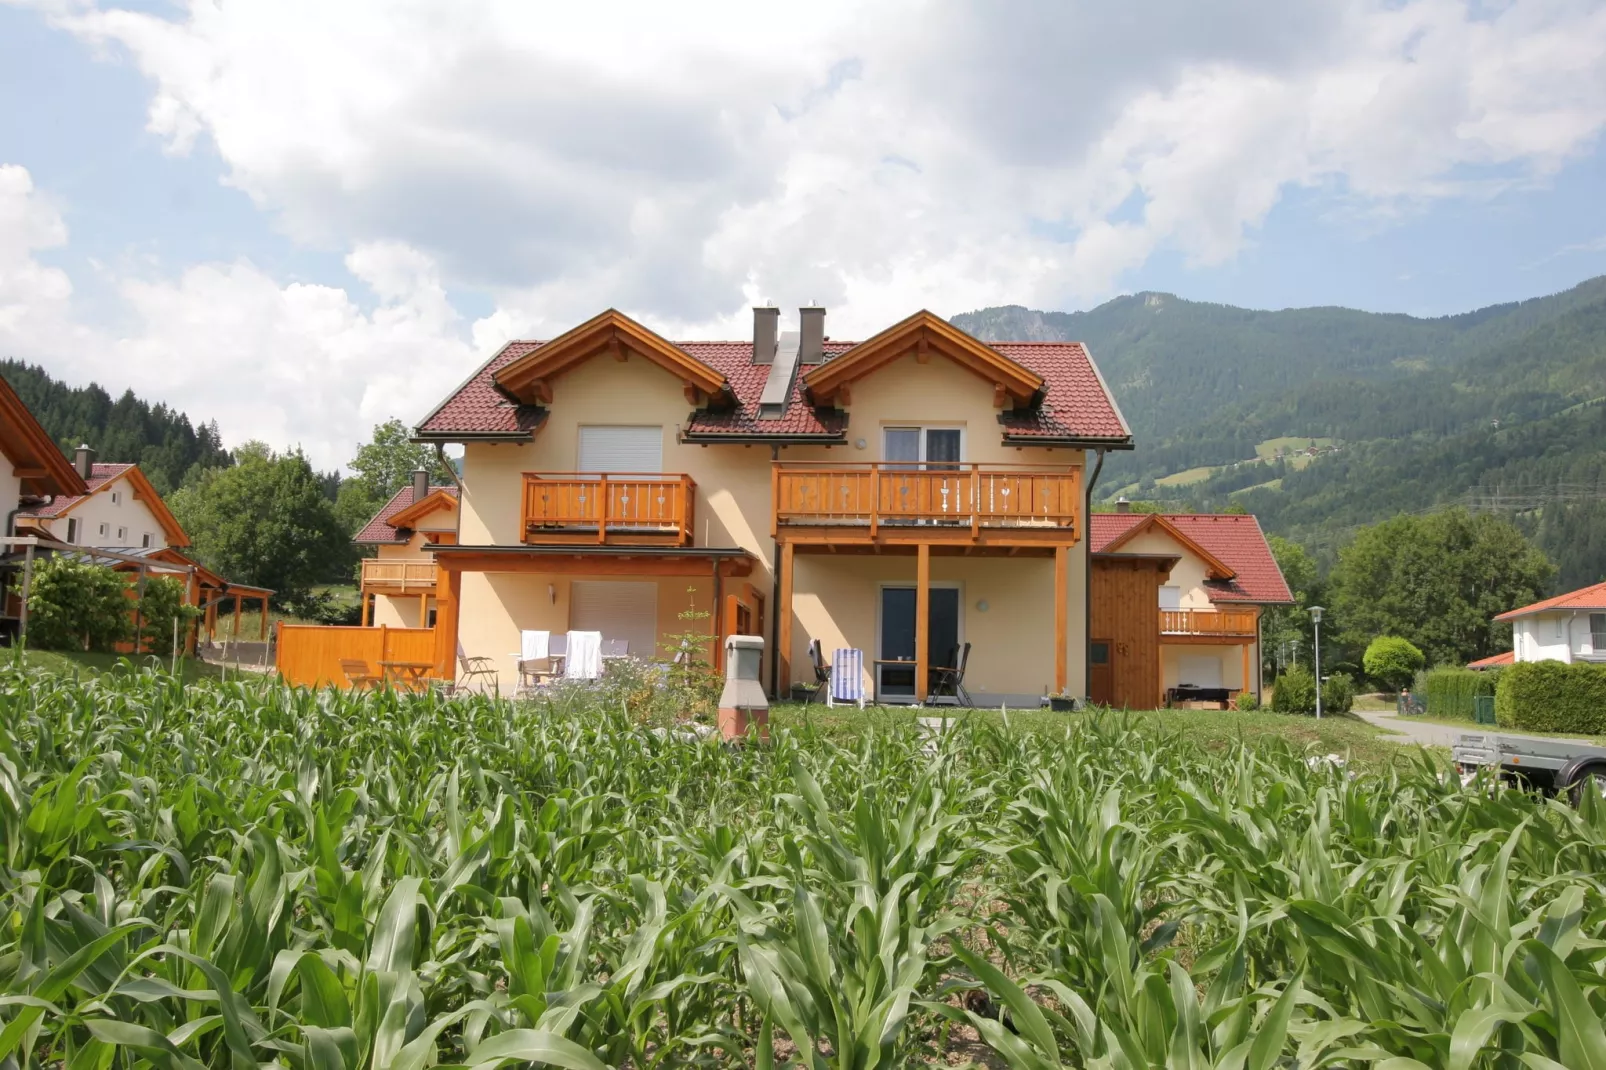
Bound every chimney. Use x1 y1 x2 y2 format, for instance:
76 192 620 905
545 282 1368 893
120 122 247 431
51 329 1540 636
799 305 826 365
1115 496 1132 514
74 444 95 479
752 306 779 365
411 467 430 503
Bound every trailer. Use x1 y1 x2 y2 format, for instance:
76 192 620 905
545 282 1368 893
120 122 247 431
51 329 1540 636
1452 732 1606 801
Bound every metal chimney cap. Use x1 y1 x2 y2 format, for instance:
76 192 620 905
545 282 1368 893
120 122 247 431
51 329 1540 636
1114 496 1132 514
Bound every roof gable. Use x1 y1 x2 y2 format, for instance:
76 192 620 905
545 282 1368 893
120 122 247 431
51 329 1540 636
493 309 730 406
1494 580 1606 620
19 464 189 547
802 310 1044 408
0 376 86 498
1095 513 1236 580
386 488 459 530
1090 512 1293 605
356 485 460 544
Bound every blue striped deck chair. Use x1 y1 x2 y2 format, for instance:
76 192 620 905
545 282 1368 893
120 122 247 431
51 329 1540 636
829 648 865 709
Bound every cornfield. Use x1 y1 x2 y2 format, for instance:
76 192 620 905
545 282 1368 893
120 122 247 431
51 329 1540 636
3 668 1605 1069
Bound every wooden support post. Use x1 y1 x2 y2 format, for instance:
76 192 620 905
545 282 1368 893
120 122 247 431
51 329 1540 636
205 600 216 643
433 565 462 680
184 571 199 656
1054 544 1069 695
232 596 242 641
778 540 794 695
915 542 930 704
260 596 268 641
361 589 372 628
1241 642 1251 698
418 593 429 628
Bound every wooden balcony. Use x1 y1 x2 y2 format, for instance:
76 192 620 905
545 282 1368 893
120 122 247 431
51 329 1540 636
522 472 695 545
360 559 437 593
773 462 1082 548
1161 608 1259 640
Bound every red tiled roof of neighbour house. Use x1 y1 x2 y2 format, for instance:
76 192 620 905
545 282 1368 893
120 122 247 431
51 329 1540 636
416 334 1130 444
1493 580 1606 621
1467 650 1515 669
355 485 460 544
18 463 134 516
1091 512 1294 605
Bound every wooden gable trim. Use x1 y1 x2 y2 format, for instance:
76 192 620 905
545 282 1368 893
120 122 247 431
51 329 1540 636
0 377 86 497
1097 515 1236 581
492 309 729 404
802 310 1044 407
386 489 458 531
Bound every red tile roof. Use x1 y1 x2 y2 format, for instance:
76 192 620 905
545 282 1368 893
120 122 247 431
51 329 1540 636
18 463 134 517
1467 650 1514 669
1493 580 1606 621
417 333 1129 443
355 485 460 544
1091 512 1293 604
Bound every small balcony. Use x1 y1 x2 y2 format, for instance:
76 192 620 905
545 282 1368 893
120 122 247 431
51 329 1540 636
1161 608 1258 639
522 472 695 545
360 559 437 593
773 462 1081 545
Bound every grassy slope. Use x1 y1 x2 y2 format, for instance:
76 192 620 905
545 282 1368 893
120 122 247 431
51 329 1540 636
16 648 225 684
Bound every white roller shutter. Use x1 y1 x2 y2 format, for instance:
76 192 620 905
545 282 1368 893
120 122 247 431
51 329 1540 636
570 581 658 660
578 426 663 473
1177 655 1224 689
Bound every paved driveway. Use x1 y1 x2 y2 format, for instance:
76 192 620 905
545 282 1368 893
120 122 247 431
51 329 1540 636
1356 709 1595 749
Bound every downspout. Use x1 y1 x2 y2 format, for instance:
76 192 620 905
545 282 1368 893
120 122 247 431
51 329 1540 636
769 444 782 698
1568 611 1579 664
1083 447 1108 701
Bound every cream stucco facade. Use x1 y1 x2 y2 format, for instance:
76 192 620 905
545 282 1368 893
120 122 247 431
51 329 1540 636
31 472 171 550
368 504 458 629
444 349 1091 701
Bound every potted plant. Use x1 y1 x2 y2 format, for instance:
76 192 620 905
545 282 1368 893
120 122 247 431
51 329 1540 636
1048 688 1078 712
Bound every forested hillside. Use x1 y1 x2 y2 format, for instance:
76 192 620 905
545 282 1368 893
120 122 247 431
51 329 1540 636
0 360 232 493
954 276 1606 589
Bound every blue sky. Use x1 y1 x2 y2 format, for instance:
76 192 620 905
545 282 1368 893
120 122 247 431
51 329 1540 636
2 0 1604 465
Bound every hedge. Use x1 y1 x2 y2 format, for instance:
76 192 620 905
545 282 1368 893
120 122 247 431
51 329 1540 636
1271 667 1317 715
1494 661 1606 734
1322 672 1356 715
1420 667 1496 721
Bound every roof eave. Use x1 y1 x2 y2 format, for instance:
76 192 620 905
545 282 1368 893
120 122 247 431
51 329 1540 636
678 430 849 446
1000 433 1135 450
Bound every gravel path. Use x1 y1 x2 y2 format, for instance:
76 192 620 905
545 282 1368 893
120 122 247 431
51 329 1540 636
1355 709 1595 749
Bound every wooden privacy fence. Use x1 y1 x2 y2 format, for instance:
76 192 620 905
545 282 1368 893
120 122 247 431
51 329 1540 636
276 623 436 688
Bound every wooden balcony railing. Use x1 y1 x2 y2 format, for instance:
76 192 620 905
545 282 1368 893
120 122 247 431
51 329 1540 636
360 559 437 592
774 462 1081 539
522 472 695 545
1161 608 1258 638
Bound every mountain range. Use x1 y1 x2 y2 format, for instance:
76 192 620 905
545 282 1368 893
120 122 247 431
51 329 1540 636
952 276 1606 589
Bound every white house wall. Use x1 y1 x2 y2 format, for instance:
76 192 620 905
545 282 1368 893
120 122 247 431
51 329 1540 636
57 475 170 549
1513 613 1604 663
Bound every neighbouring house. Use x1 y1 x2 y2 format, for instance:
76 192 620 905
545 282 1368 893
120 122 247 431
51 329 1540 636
1487 581 1606 665
13 444 272 648
354 471 460 628
1089 507 1293 708
1 375 87 522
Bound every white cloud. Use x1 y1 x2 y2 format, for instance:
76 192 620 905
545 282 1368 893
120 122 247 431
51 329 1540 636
0 165 476 467
3 0 1606 459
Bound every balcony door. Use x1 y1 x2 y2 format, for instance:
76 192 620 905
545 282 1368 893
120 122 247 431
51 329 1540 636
884 426 962 469
876 584 960 702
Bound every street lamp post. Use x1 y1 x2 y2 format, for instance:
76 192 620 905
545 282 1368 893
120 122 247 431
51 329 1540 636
1309 605 1325 720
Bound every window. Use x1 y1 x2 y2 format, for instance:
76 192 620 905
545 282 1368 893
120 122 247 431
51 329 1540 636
116 526 127 542
1090 641 1110 666
64 518 78 544
1158 586 1182 610
97 522 108 537
883 426 963 468
577 426 663 473
1555 618 1565 640
141 533 153 548
1592 614 1606 651
110 491 121 505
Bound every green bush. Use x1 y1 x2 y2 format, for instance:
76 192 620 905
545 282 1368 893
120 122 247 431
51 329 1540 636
1420 667 1495 721
1321 672 1355 714
1234 689 1260 711
1495 661 1606 734
136 576 203 655
1271 666 1317 715
1362 636 1425 693
19 556 131 652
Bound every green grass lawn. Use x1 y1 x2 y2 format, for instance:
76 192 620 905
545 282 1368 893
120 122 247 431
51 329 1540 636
13 648 226 684
1255 435 1335 459
768 702 1408 766
1154 465 1219 487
